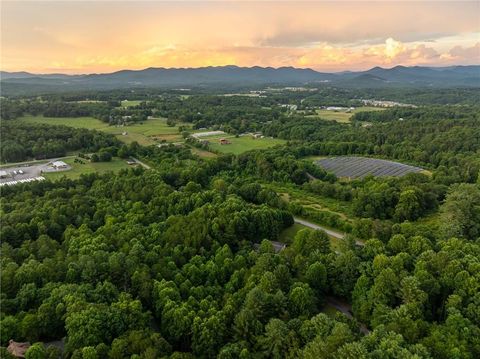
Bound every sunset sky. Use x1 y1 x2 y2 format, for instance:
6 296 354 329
1 1 479 74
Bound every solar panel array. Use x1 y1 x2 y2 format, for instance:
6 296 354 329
316 157 423 179
0 176 46 187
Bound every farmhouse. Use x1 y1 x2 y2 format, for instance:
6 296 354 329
219 138 231 145
52 161 68 169
7 340 31 358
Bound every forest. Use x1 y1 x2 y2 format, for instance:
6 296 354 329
0 88 479 359
1 122 120 163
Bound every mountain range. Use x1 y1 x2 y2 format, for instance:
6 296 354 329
1 65 479 94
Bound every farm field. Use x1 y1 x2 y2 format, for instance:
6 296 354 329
316 156 423 179
43 157 132 180
307 106 384 123
19 115 108 129
120 100 143 107
189 147 218 158
18 115 188 146
206 135 286 155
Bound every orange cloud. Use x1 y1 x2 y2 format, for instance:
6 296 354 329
1 1 479 73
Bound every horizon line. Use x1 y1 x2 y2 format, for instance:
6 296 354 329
2 63 479 77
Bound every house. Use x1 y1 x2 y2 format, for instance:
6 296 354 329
7 340 31 358
52 161 68 169
219 138 231 145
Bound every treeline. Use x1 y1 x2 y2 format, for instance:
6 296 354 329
151 95 285 133
351 105 479 122
0 99 112 121
0 122 120 162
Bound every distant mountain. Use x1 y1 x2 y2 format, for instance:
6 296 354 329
0 71 76 80
1 65 479 94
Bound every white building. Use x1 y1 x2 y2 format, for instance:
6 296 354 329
0 170 10 178
52 161 68 169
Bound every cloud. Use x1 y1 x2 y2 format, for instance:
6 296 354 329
2 1 479 73
446 42 480 61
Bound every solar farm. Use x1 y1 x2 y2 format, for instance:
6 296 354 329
316 157 423 179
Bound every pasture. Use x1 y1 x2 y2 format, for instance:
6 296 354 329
120 100 143 107
316 156 423 179
19 115 107 129
43 157 132 180
307 106 384 123
206 135 286 155
18 115 188 146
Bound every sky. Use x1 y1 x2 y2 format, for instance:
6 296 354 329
1 1 479 74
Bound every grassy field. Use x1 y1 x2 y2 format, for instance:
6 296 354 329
274 183 353 218
43 157 132 180
306 106 384 123
18 115 187 146
19 115 108 129
120 100 143 107
206 135 286 155
100 118 185 145
189 147 218 158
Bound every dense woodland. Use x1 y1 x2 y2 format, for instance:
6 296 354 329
0 88 479 358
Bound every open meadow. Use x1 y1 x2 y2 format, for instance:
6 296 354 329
120 100 144 107
206 135 286 155
306 106 384 123
18 115 188 146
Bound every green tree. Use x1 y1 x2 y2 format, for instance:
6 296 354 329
25 343 46 359
440 183 480 240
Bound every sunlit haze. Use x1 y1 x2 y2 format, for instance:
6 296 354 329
1 1 479 74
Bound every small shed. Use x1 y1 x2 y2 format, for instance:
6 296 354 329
7 340 31 358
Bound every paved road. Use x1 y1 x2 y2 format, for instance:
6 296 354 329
294 217 345 239
0 155 76 169
131 157 151 169
293 217 365 246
